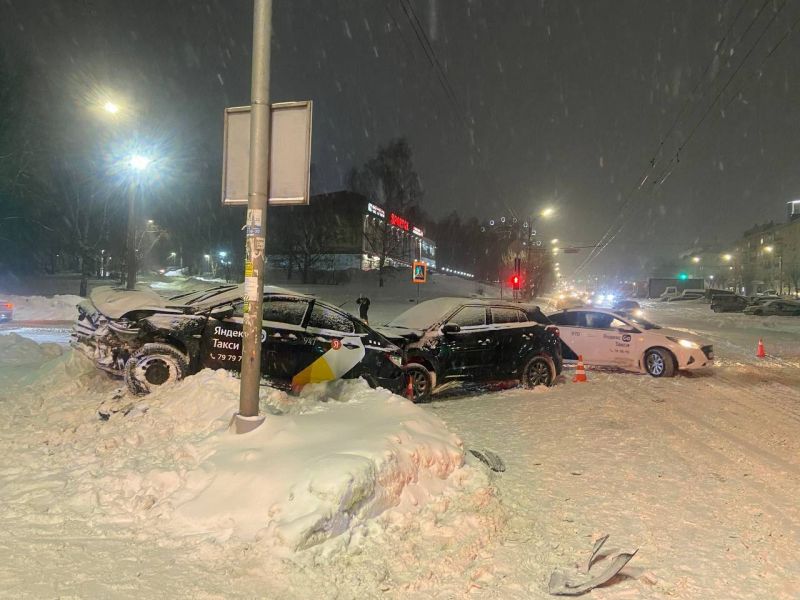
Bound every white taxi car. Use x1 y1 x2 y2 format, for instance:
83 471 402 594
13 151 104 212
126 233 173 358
547 308 714 377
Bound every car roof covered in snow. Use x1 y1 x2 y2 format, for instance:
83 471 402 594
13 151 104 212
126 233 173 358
386 297 535 330
90 284 310 318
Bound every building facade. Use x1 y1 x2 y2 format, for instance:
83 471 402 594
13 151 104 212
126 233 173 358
266 191 436 273
736 201 800 296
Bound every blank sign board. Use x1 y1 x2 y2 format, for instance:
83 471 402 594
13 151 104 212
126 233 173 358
222 101 312 206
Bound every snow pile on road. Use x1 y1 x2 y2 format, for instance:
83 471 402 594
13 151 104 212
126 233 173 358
170 378 467 552
0 332 63 367
1 293 82 321
0 339 488 564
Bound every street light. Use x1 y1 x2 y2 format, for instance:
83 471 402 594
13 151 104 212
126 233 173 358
541 207 555 218
125 155 152 290
103 101 120 114
551 238 559 245
691 256 701 263
764 245 774 253
722 254 733 262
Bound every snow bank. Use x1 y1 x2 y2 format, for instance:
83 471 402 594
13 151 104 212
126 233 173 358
170 379 465 552
1 293 83 321
0 338 477 558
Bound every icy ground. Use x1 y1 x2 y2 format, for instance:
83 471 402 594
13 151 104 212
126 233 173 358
1 283 800 598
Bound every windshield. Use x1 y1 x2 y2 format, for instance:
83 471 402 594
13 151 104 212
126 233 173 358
386 298 465 330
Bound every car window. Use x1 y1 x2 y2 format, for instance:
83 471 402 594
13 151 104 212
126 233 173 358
548 311 583 326
609 318 629 329
491 307 524 324
447 306 486 327
263 298 309 326
584 312 615 329
308 303 354 333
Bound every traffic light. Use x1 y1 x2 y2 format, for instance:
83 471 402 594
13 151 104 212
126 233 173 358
511 274 521 290
678 272 688 280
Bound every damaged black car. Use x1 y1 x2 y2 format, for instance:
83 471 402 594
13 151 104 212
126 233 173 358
73 284 405 395
376 298 562 402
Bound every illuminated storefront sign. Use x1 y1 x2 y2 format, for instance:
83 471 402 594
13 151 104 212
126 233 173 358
389 213 410 231
412 226 424 237
367 202 385 218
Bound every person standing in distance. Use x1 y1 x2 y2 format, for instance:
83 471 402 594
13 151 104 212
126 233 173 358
356 294 370 324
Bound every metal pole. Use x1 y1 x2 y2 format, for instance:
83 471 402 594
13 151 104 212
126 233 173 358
235 0 272 432
125 184 137 290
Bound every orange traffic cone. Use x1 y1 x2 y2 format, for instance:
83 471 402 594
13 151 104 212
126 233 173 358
406 374 415 400
572 355 588 383
756 338 766 359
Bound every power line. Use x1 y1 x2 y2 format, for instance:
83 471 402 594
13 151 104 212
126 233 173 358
573 0 787 278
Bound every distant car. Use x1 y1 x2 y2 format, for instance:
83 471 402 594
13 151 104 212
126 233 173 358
612 299 641 314
554 294 585 310
710 295 748 313
743 300 800 316
547 308 714 377
0 301 12 322
73 285 405 395
377 298 563 402
0 300 14 323
666 290 705 302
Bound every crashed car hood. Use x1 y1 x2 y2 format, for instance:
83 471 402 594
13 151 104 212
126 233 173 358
89 286 170 319
374 325 425 342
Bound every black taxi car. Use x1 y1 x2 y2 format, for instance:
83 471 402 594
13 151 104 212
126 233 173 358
73 285 405 395
376 298 562 402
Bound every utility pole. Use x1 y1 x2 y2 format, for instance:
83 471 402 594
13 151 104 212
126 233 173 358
234 0 272 434
125 184 137 290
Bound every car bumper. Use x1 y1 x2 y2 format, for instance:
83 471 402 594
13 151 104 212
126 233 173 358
0 312 12 322
678 345 714 370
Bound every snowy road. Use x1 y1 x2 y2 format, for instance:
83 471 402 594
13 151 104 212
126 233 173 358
0 321 73 345
425 302 800 598
1 295 800 598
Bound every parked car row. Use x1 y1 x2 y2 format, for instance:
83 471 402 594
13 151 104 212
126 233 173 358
710 294 800 315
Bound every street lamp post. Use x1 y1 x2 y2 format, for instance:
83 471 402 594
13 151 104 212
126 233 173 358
125 155 151 290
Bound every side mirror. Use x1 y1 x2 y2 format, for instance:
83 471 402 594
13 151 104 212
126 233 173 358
442 323 461 334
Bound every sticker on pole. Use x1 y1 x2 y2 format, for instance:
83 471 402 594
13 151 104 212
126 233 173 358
222 102 312 206
412 261 427 284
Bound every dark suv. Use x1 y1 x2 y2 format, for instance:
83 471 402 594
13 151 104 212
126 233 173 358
377 298 562 402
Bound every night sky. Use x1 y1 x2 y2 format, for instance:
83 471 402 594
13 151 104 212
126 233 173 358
2 0 799 279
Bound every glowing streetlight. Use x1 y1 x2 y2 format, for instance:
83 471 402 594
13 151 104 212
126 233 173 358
204 254 211 260
219 251 228 258
128 155 151 171
764 245 774 253
541 207 554 218
103 101 120 114
691 256 701 263
722 254 733 262
551 238 559 245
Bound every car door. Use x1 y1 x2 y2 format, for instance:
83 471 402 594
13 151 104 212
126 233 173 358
490 306 529 376
577 311 638 367
438 305 493 379
261 296 312 382
290 302 366 388
547 311 587 361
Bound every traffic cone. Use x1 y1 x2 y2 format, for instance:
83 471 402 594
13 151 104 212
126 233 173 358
572 355 588 383
756 338 766 359
406 374 415 400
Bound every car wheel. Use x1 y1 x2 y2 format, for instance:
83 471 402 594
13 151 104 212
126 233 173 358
125 343 189 395
406 363 433 403
521 355 556 388
644 348 675 378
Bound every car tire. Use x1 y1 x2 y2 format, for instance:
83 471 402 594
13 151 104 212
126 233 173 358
406 363 433 403
644 348 675 378
125 343 189 395
521 354 556 388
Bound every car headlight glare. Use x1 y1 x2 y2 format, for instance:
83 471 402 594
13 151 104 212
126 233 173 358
666 336 699 349
389 354 403 367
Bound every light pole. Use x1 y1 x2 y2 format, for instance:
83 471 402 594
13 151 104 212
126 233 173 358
125 154 151 290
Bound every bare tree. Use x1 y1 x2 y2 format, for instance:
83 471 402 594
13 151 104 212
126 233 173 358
350 138 422 287
279 206 334 284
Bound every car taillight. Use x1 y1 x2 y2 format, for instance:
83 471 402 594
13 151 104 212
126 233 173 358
2 303 12 310
546 325 560 337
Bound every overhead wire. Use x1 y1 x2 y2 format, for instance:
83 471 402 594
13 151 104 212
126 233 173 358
572 0 788 277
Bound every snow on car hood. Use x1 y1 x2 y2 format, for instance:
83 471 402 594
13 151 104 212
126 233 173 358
384 297 467 330
89 286 168 319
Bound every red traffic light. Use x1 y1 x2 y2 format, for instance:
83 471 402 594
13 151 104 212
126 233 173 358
510 274 521 289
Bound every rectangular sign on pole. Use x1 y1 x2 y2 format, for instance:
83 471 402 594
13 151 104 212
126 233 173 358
412 261 427 284
222 101 312 206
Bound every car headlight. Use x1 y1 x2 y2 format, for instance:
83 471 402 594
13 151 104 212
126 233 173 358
667 336 699 349
633 309 644 317
388 354 403 367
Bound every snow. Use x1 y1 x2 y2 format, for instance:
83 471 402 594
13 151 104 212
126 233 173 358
0 293 83 321
3 281 800 597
